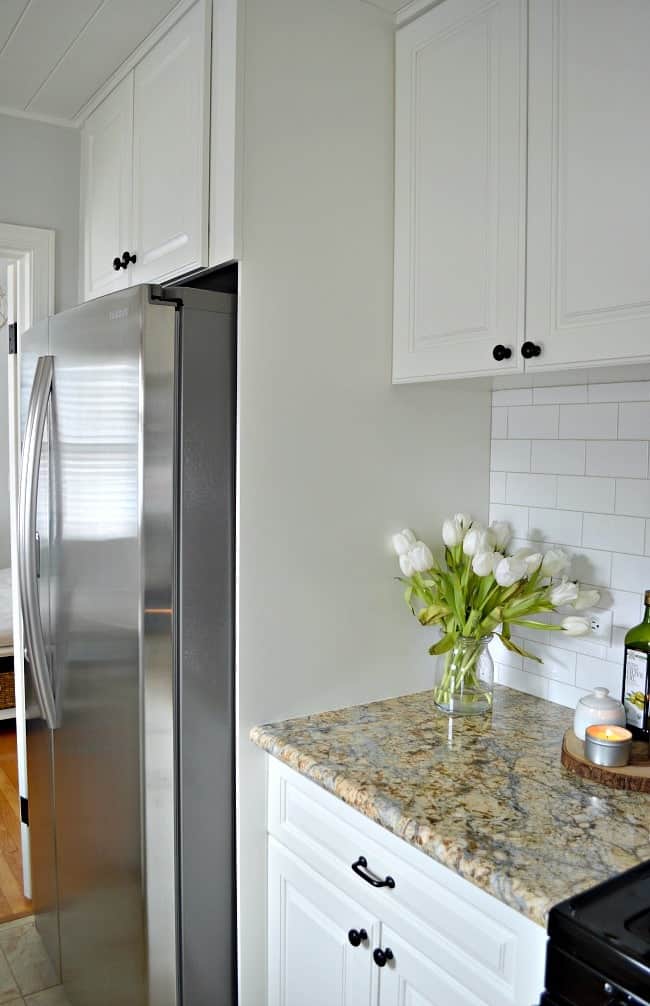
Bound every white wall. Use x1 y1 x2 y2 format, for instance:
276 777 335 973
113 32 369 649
0 113 80 313
489 380 650 708
235 1 492 1001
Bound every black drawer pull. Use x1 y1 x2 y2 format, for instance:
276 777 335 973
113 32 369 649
351 856 395 889
373 947 394 968
492 344 512 362
347 928 368 948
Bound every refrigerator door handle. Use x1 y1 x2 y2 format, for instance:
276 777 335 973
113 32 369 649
18 355 57 730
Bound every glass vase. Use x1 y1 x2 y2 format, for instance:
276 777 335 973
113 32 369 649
433 634 494 716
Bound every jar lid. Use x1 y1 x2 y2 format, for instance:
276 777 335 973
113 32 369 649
578 687 624 712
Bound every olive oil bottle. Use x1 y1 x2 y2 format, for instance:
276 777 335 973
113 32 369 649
622 590 650 740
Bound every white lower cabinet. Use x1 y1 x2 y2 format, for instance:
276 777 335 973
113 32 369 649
266 758 546 1006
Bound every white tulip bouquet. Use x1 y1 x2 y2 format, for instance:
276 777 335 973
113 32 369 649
392 515 599 710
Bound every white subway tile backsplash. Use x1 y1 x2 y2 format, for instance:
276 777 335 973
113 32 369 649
583 513 645 554
575 654 623 696
589 381 650 403
490 471 506 504
567 546 612 589
532 385 587 405
506 473 557 508
615 479 650 518
491 408 508 439
489 503 530 540
531 439 585 475
528 507 582 547
619 402 650 440
491 439 531 473
490 379 650 706
559 403 618 440
557 476 615 514
586 441 648 478
508 405 559 439
489 637 522 670
494 663 549 699
493 388 533 407
611 553 650 594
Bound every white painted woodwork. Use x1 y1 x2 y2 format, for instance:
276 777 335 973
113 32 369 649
81 75 133 301
209 0 241 266
266 759 546 1006
0 0 180 125
130 0 209 285
393 0 527 382
268 837 378 1006
526 0 650 372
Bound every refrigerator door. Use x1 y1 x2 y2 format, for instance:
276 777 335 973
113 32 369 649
48 287 178 1006
19 317 61 980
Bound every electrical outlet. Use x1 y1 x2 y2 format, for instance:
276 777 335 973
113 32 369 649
589 609 613 645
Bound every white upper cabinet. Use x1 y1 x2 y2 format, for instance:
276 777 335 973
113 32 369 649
131 0 209 285
80 0 238 302
395 0 650 382
81 74 133 301
526 0 650 371
393 0 527 382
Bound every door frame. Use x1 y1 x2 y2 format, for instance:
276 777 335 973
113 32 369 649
1 222 55 898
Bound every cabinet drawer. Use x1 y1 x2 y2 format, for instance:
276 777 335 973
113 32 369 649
268 758 545 1005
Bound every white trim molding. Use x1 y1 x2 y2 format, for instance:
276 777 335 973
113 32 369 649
0 222 55 330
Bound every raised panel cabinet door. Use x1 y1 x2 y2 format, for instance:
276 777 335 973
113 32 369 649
268 838 378 1006
393 0 527 382
526 0 650 371
81 74 133 301
131 0 210 285
376 927 485 1006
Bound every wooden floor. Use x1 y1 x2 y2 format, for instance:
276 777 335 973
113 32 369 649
0 723 31 922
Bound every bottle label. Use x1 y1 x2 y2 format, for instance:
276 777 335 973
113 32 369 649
623 647 649 730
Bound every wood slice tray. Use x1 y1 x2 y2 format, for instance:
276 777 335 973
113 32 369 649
562 729 650 792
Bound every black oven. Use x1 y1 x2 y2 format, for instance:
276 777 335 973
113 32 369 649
538 860 650 1006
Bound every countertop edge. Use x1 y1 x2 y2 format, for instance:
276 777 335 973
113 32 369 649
250 722 550 928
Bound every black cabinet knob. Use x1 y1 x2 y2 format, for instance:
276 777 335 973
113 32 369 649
492 344 512 362
347 928 368 948
373 947 394 968
121 251 137 268
521 341 541 359
113 256 123 271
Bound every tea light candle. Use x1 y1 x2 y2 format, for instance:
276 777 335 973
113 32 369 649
584 724 633 767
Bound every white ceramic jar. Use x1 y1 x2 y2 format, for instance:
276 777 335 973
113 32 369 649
573 687 626 741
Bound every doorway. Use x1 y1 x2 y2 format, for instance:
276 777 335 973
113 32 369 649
0 224 54 926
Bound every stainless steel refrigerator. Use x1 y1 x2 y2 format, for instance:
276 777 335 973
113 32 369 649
17 285 236 1006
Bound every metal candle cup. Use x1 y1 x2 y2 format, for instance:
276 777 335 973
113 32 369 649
584 724 633 767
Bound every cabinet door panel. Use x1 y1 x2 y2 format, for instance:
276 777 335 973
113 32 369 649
81 74 133 301
527 0 650 370
268 839 377 1006
377 928 484 1006
131 0 209 285
393 0 526 382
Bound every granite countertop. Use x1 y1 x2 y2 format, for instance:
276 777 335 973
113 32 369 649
250 685 650 928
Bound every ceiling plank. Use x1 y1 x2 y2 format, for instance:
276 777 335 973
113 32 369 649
0 0 102 111
0 1 30 55
30 0 179 121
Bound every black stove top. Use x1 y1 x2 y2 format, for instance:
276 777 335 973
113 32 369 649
543 860 650 1006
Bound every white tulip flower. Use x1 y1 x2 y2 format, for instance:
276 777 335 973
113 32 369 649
399 553 416 577
472 551 496 577
489 521 511 550
410 541 434 573
573 588 601 612
454 513 473 530
494 556 528 587
561 615 590 636
541 548 571 578
462 524 487 557
442 518 464 548
549 578 580 607
517 550 543 575
392 528 417 556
